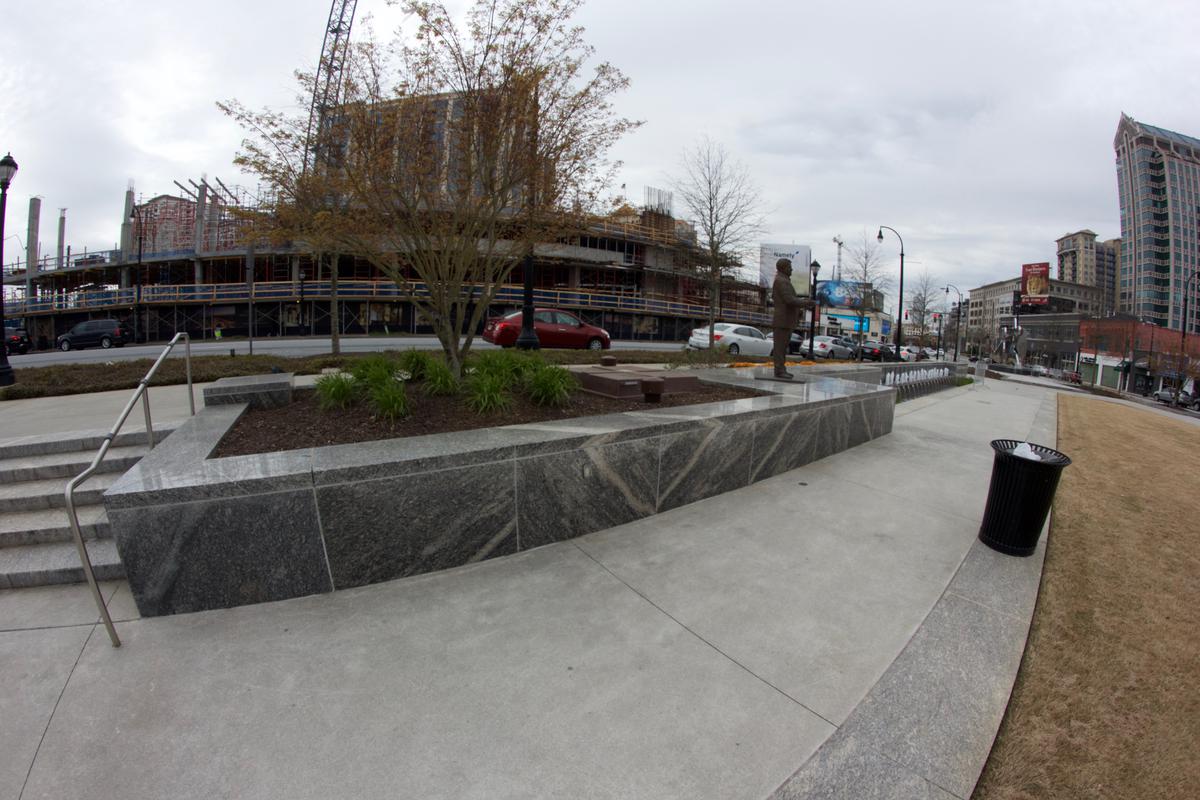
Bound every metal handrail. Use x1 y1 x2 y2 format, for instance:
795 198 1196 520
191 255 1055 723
64 332 195 647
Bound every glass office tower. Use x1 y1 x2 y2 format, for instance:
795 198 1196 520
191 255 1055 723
1115 113 1200 332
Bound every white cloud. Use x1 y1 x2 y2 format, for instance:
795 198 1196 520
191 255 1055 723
4 0 1200 309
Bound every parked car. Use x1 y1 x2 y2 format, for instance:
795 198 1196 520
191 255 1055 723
898 345 926 362
1153 388 1197 408
795 335 854 360
482 308 610 350
686 322 772 356
55 319 133 351
4 320 30 355
857 341 887 361
832 337 861 358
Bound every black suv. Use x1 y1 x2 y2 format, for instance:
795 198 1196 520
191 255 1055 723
56 319 132 351
4 320 30 355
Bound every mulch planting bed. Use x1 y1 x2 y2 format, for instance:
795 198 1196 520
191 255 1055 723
212 383 768 458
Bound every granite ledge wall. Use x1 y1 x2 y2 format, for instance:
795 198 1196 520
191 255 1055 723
105 374 894 617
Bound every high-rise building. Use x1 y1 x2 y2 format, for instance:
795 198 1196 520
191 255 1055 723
1114 114 1200 332
1055 229 1120 316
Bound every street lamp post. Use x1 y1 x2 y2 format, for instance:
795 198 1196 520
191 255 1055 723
807 259 821 359
0 153 18 388
128 205 145 344
944 283 963 362
515 252 540 350
877 226 905 359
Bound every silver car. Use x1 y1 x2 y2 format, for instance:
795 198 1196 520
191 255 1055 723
686 323 773 357
803 335 854 359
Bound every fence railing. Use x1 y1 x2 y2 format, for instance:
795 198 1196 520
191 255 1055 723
9 280 772 327
63 332 195 648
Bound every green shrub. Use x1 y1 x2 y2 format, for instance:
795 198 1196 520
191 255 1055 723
465 372 512 413
397 349 436 381
369 379 410 424
350 354 398 392
315 373 357 410
422 359 460 396
470 349 540 388
525 364 578 407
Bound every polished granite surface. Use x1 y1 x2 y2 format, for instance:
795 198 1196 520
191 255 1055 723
104 370 897 615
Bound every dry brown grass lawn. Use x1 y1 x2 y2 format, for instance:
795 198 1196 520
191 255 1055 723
973 395 1200 799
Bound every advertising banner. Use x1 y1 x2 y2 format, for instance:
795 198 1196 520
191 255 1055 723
1021 262 1050 305
826 312 870 333
759 244 811 292
816 281 868 309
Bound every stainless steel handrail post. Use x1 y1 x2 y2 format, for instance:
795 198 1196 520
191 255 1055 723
64 332 194 648
141 383 153 451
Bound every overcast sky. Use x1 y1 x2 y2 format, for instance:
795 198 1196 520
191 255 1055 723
6 0 1200 312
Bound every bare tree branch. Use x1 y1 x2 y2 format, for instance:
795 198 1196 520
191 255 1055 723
672 137 766 346
222 0 640 374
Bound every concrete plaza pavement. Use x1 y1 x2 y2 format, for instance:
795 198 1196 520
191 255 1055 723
1 374 1064 799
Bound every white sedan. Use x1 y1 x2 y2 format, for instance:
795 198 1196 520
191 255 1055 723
686 323 773 356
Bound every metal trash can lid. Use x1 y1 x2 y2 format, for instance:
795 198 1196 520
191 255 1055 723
990 439 1071 467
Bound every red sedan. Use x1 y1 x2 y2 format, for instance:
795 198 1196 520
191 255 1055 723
482 308 611 350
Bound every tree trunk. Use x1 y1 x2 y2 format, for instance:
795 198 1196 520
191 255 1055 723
707 257 720 348
329 253 341 356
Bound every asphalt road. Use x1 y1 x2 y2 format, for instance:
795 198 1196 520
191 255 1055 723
9 336 688 367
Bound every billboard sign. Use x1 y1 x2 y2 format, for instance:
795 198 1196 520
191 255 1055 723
827 312 870 332
759 244 812 293
816 280 869 309
1021 262 1050 305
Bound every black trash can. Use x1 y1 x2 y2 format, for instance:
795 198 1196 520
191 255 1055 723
978 439 1071 556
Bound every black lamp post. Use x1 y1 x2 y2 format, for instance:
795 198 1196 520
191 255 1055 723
877 226 905 359
0 152 18 388
807 259 821 359
127 205 145 344
515 252 540 350
944 283 962 362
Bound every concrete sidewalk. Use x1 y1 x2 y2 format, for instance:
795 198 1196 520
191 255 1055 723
0 377 1061 799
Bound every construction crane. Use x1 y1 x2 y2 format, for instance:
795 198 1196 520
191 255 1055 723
303 0 359 175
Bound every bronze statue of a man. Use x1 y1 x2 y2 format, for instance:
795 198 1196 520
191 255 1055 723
772 258 814 379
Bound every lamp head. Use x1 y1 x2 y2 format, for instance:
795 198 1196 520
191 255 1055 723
0 153 17 190
876 228 884 243
810 259 821 278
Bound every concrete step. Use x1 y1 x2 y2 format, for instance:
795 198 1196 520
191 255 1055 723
0 539 124 589
0 427 173 461
0 471 121 513
0 504 109 548
0 443 150 483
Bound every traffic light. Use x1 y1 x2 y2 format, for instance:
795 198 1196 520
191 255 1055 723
903 310 909 321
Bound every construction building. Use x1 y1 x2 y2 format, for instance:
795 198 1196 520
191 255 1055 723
2 181 772 349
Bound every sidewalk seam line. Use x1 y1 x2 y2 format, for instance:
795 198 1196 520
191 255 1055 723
570 540 838 729
18 622 97 800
